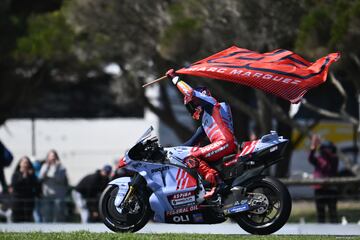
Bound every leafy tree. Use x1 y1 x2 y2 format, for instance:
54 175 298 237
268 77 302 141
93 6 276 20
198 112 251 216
295 0 360 175
0 0 63 124
4 0 359 177
61 0 311 177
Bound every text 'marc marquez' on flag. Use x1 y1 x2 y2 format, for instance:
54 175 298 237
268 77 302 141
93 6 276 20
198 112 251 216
176 46 340 103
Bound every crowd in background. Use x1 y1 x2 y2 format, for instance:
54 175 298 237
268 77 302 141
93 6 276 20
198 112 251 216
0 135 344 223
0 141 115 223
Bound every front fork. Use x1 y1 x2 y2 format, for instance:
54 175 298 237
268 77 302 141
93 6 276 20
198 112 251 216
116 173 143 207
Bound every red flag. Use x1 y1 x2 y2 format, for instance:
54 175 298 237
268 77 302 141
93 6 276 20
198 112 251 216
176 46 340 103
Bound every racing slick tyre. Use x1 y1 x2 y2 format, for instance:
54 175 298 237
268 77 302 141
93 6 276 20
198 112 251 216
99 184 152 232
233 176 292 235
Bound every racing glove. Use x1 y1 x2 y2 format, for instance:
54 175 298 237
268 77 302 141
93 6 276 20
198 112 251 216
166 69 179 85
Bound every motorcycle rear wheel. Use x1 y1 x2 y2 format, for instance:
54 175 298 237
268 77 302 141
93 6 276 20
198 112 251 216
99 184 152 232
232 176 291 235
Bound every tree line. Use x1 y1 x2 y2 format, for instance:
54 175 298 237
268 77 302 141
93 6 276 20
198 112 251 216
1 0 360 177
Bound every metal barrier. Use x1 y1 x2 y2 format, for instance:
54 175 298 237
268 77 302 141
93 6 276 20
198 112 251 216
280 176 360 186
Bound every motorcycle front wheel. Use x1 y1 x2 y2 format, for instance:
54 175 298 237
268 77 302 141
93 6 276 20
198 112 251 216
99 184 152 232
232 176 292 235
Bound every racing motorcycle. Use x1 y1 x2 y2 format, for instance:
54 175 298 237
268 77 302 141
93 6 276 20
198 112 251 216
99 126 291 235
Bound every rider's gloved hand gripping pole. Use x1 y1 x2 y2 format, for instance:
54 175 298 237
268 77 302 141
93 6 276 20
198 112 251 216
141 68 178 88
141 69 179 87
142 68 194 97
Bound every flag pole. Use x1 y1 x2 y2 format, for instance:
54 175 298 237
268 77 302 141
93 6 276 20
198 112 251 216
142 75 167 88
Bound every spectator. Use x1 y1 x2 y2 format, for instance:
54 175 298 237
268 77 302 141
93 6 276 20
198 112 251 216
10 156 39 222
309 134 339 223
0 140 14 193
32 160 44 223
39 150 68 222
72 165 112 223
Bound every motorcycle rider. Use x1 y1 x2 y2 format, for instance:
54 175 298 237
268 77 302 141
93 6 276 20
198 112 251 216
166 69 237 199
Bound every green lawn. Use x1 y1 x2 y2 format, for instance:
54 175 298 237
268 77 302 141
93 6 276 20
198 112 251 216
0 232 359 240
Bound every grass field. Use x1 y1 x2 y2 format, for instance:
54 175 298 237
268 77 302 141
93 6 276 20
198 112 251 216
0 232 359 240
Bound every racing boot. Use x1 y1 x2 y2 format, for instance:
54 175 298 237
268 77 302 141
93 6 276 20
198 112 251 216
197 159 223 200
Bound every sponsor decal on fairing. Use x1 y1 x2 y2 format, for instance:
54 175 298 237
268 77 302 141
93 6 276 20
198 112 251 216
172 215 190 223
151 166 170 173
168 191 196 206
227 203 250 214
170 196 196 206
171 191 193 199
166 205 199 216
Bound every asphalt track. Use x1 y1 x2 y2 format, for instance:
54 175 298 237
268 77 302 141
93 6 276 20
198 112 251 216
1 222 360 235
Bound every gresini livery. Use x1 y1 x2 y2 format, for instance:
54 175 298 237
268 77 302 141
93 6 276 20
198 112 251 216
99 126 292 235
